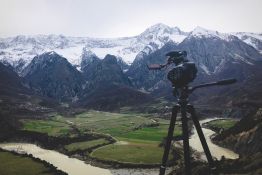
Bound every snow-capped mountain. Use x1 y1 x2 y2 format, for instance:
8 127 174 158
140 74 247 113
127 26 262 91
1 23 262 108
0 23 261 76
183 27 262 74
0 34 88 72
234 32 262 53
0 23 188 73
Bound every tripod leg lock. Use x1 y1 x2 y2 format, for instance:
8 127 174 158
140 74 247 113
159 165 166 175
186 104 194 111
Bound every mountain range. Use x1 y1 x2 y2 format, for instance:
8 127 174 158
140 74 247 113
1 23 261 73
0 23 262 111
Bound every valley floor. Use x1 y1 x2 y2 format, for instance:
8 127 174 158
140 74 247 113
0 110 245 175
3 110 182 167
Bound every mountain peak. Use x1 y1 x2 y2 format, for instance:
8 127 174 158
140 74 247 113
103 54 118 64
147 23 171 30
192 26 218 36
39 51 65 61
80 48 100 71
82 48 97 58
190 26 231 41
30 51 67 67
138 23 187 47
142 23 182 35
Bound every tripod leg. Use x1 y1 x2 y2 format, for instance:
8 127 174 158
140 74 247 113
181 105 191 175
187 105 215 168
159 105 179 175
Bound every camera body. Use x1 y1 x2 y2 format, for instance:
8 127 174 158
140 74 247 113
167 62 197 88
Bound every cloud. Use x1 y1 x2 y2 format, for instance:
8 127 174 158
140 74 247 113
0 0 261 37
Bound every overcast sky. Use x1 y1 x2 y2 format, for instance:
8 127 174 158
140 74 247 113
0 0 261 38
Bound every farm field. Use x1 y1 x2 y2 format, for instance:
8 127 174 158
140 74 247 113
0 150 59 175
91 140 171 164
20 110 182 165
205 119 238 131
20 119 73 137
64 138 110 152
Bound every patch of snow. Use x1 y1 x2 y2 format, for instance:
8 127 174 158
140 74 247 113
200 64 211 75
169 34 187 44
233 54 254 65
76 66 82 72
54 45 85 65
49 51 55 55
214 58 227 73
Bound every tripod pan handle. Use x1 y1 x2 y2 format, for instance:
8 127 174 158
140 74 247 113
216 78 237 85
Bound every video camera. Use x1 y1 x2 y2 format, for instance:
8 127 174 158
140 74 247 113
148 51 197 88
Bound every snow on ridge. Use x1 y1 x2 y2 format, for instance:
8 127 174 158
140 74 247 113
234 32 262 41
0 24 192 69
232 32 262 51
1 24 261 71
190 26 232 41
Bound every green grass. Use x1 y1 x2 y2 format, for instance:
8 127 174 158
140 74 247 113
21 111 176 141
207 119 238 130
0 150 56 175
64 138 110 152
20 110 182 165
91 142 171 164
119 97 175 114
20 119 72 137
53 110 157 136
119 124 181 141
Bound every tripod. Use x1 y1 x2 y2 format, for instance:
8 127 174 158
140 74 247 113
159 79 236 175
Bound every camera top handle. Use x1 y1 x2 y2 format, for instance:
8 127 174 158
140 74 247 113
147 51 187 70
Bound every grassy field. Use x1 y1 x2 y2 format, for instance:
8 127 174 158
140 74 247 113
0 150 57 175
20 110 181 165
54 111 155 136
119 124 181 141
91 139 172 164
20 119 72 137
206 119 238 130
64 138 109 152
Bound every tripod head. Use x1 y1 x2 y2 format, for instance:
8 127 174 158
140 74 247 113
148 51 197 89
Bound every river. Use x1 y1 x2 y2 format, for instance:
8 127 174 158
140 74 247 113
0 143 162 175
0 118 238 175
189 118 239 160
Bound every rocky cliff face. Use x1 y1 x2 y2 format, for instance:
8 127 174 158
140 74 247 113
22 51 83 101
214 108 262 156
0 62 27 94
81 52 132 91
